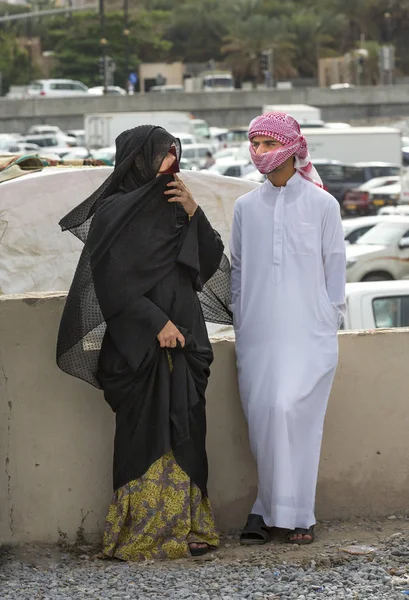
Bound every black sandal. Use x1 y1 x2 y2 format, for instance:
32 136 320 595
189 543 211 557
286 525 315 545
240 514 271 545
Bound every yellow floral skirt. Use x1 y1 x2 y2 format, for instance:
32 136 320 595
103 452 219 561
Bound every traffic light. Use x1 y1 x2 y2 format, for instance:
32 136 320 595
260 52 270 72
98 56 105 81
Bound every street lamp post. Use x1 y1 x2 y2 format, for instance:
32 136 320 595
123 0 130 92
99 0 108 94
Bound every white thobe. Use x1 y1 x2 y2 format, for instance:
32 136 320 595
230 172 346 530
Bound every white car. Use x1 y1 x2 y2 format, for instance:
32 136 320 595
378 205 409 216
171 133 197 147
342 216 392 245
17 133 76 158
369 182 401 211
214 147 240 161
346 217 409 282
0 134 19 152
28 125 64 136
5 142 41 154
344 280 409 329
26 79 89 98
27 125 77 146
61 148 93 161
242 169 265 183
208 159 255 178
181 144 214 168
329 83 356 90
66 130 86 147
88 86 127 96
91 146 117 164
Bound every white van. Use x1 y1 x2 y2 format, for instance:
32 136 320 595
26 79 89 98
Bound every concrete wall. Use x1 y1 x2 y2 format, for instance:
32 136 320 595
1 86 409 133
1 294 409 545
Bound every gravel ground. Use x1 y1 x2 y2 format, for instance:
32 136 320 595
1 518 409 599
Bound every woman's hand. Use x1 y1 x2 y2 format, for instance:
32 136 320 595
157 320 185 348
164 174 198 217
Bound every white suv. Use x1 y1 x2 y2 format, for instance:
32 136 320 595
26 79 89 98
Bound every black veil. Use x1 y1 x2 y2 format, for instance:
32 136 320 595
56 125 232 389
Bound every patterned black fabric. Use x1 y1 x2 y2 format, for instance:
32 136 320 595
56 125 232 389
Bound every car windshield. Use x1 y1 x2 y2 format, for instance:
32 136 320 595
314 164 344 181
356 223 408 246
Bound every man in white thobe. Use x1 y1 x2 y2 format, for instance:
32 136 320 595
230 112 346 544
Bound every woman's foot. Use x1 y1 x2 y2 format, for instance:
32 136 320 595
189 542 210 556
286 526 315 545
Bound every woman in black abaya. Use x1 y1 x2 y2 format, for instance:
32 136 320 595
56 126 232 560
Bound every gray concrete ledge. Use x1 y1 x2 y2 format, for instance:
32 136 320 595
0 293 408 544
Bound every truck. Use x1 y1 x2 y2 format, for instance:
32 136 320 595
263 104 324 127
85 112 211 149
302 126 402 164
342 280 409 329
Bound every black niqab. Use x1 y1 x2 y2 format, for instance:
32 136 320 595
56 126 232 390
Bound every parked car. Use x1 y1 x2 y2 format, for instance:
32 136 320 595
181 144 214 168
329 83 356 90
224 127 249 147
88 86 127 96
242 169 265 183
91 146 116 164
343 280 409 329
378 205 409 216
368 182 401 213
342 216 391 245
214 147 240 162
5 142 41 154
345 217 409 282
313 159 401 205
171 132 197 147
26 79 89 98
17 134 76 157
208 159 255 178
65 130 86 147
60 147 93 161
343 176 401 215
27 125 77 146
0 134 19 151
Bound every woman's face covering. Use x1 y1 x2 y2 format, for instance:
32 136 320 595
157 146 179 175
158 152 176 173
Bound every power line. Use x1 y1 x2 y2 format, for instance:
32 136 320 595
0 4 98 24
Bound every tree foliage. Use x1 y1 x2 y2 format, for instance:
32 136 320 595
1 0 409 92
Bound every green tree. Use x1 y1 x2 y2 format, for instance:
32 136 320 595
0 30 35 93
44 9 171 87
222 14 296 85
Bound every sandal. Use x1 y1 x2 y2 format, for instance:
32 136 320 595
240 513 271 545
189 543 211 557
286 525 315 545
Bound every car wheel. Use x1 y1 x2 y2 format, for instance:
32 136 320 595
361 272 394 282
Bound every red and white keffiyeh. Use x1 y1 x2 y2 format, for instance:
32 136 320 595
248 112 323 188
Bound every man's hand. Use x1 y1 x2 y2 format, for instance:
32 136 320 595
157 320 185 348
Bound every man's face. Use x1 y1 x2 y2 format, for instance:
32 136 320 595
250 135 293 174
250 135 283 155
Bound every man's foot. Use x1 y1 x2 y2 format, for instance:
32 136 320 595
240 514 271 545
286 526 315 545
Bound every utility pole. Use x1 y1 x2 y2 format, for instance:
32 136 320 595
123 0 130 92
99 0 108 94
26 4 33 84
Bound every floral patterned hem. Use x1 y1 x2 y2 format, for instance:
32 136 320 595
103 452 219 561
